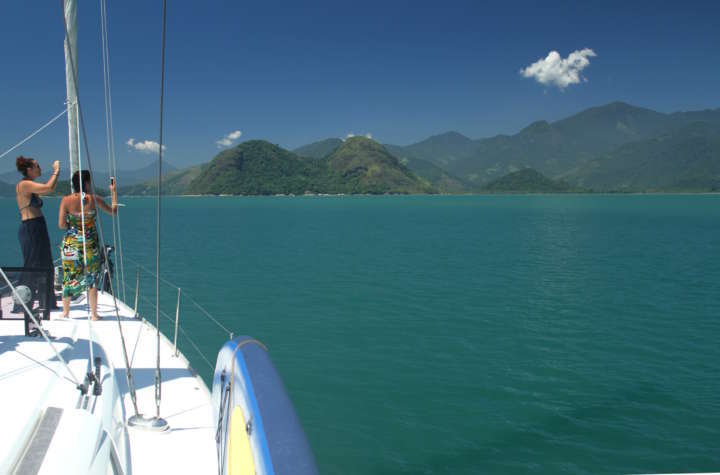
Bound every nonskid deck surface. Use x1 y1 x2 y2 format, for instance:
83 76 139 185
0 291 218 474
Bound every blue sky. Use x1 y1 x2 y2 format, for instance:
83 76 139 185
1 0 719 173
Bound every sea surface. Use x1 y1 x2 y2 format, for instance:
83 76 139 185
1 195 719 474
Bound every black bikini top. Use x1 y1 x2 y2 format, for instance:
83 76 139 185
17 182 43 212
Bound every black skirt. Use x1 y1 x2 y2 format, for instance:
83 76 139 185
18 216 56 311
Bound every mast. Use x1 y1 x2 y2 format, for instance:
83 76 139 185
64 0 80 174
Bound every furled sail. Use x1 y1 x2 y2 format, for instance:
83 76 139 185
64 0 80 174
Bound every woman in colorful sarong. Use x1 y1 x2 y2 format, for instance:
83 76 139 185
58 170 117 320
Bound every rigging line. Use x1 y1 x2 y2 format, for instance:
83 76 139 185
98 0 123 304
0 267 83 387
105 14 127 304
16 349 77 386
99 0 126 302
95 4 139 414
187 298 233 338
60 0 142 415
122 256 176 289
75 104 96 369
137 293 215 371
0 105 72 160
121 255 233 337
154 0 169 419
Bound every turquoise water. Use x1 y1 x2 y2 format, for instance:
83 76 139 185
1 195 719 474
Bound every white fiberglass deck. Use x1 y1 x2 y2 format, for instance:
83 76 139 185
0 290 218 474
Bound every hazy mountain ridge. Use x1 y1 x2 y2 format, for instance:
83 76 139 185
120 164 205 195
564 122 720 191
385 102 720 191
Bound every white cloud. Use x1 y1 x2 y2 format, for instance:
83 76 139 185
216 129 243 148
520 48 596 89
342 132 373 141
126 138 166 154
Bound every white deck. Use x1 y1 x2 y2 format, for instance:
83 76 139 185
0 291 218 474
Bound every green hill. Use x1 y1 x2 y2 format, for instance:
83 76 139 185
483 168 577 193
294 138 343 159
187 141 323 195
324 137 434 194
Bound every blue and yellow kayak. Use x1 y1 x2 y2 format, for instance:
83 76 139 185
212 336 318 475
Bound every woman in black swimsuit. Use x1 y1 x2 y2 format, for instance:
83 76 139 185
16 156 60 310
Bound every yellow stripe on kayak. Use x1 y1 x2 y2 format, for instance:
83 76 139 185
227 405 256 475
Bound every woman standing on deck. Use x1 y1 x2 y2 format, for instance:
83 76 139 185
15 156 60 310
58 170 117 320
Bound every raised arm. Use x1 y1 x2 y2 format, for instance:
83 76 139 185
20 160 60 196
95 181 118 215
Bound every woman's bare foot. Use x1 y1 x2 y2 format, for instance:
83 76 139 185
61 313 69 318
91 314 101 321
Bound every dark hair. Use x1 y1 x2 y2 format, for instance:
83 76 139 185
71 170 92 193
16 156 35 177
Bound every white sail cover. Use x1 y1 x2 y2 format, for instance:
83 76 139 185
64 0 79 175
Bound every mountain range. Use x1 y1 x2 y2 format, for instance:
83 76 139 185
5 101 718 197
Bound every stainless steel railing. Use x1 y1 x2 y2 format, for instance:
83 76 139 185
120 256 234 373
